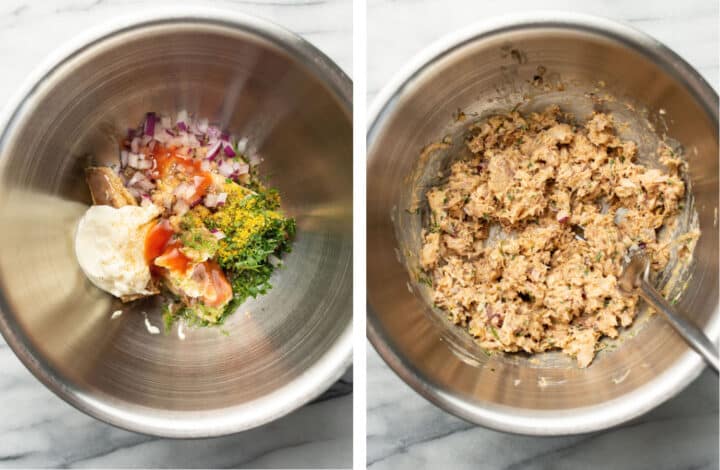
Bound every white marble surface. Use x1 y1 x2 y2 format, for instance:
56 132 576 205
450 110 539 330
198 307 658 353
367 0 718 469
0 0 351 468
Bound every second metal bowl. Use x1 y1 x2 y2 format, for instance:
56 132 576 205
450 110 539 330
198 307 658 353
367 12 719 435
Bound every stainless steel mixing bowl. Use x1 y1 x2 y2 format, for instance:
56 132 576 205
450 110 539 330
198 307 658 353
0 9 352 437
367 13 718 435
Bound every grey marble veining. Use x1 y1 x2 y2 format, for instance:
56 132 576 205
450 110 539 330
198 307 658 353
0 0 351 468
367 0 718 469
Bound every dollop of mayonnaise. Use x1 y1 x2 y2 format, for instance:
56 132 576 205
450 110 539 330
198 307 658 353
75 204 160 298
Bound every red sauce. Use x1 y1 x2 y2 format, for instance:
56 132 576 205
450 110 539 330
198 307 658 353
154 242 192 274
144 219 174 264
151 145 213 203
203 261 233 307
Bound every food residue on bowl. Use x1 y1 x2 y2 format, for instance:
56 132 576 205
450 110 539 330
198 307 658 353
75 111 295 330
419 105 698 367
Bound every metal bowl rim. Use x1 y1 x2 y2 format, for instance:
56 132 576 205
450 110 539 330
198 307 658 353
0 6 352 438
367 11 718 436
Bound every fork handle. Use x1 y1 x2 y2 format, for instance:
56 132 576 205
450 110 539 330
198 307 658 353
638 280 719 374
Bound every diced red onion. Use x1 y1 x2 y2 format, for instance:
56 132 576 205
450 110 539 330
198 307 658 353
141 135 152 146
133 176 155 192
207 126 221 141
176 110 188 125
144 112 156 136
200 160 211 172
204 194 217 207
127 152 140 169
165 129 177 137
223 143 236 157
173 182 196 201
160 116 171 129
127 172 145 187
216 192 227 205
248 154 261 166
212 230 226 240
173 199 190 216
127 187 141 199
557 210 570 224
130 137 140 154
177 122 188 132
188 134 200 148
218 160 234 177
196 118 209 134
127 128 137 140
136 160 153 170
220 132 230 142
120 150 129 168
233 162 249 175
193 175 205 186
206 141 222 160
236 137 248 153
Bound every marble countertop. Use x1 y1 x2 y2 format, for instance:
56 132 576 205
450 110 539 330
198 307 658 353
367 0 718 469
0 0 351 468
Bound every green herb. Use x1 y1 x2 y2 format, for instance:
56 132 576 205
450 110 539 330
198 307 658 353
506 192 514 201
418 275 433 287
225 178 233 184
516 137 524 146
595 251 602 262
604 298 610 307
620 156 625 163
584 267 590 276
609 158 615 166
162 305 174 333
489 325 501 342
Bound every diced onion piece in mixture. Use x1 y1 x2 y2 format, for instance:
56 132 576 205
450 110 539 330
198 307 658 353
196 118 209 134
173 199 190 216
204 192 227 208
210 228 226 240
218 160 234 177
248 154 261 166
233 161 249 175
206 141 222 160
236 137 248 153
144 112 156 136
223 143 236 157
207 126 222 141
176 110 188 128
557 210 570 224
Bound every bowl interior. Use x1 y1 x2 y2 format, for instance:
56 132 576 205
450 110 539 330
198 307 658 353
368 22 718 433
0 18 352 436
